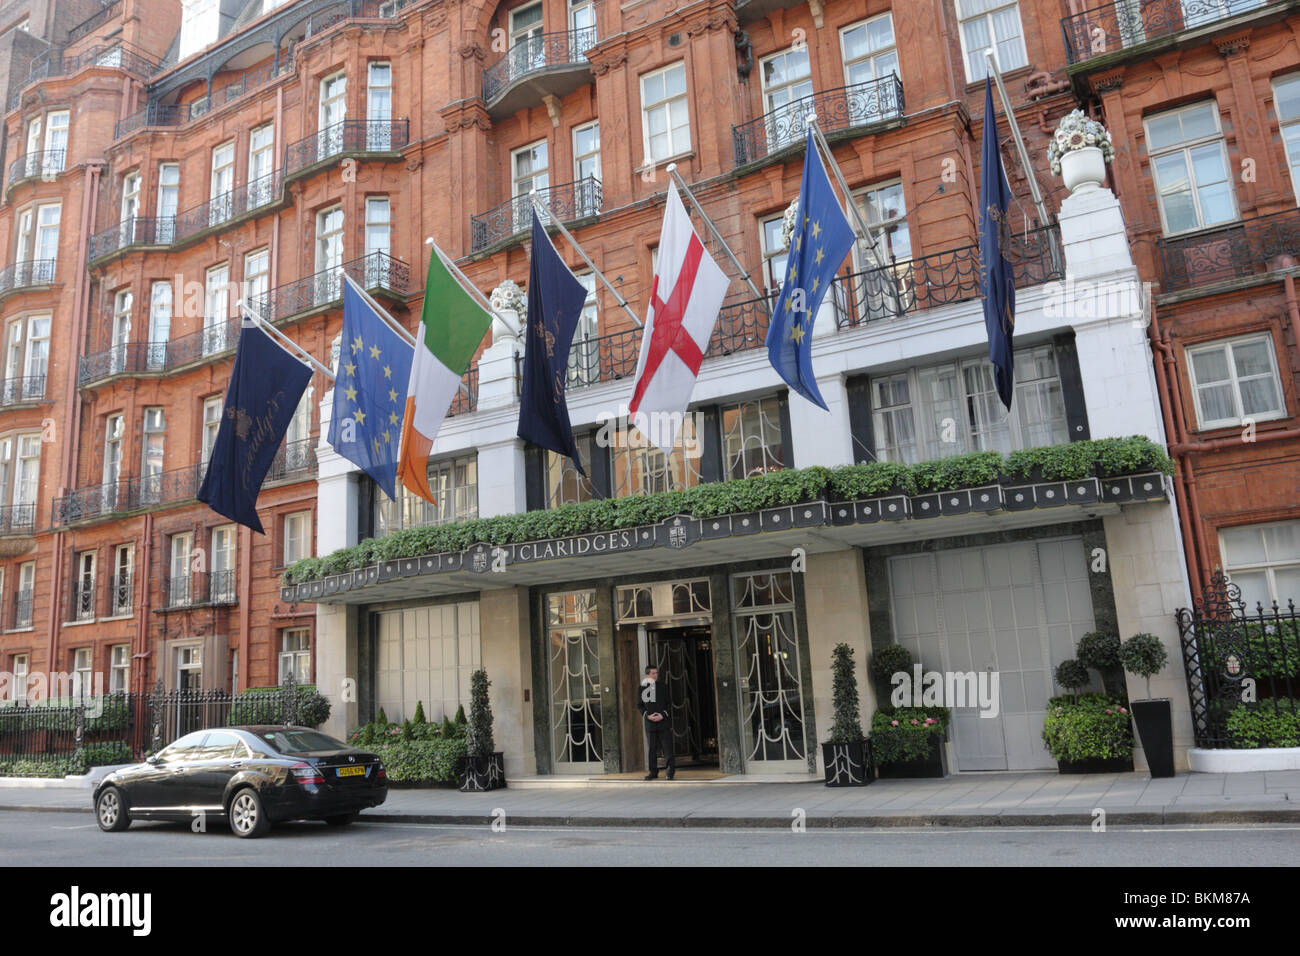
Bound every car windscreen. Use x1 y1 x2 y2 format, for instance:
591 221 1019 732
260 730 349 755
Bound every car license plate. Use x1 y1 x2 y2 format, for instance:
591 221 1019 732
337 766 365 778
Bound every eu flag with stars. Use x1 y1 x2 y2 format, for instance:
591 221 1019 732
517 209 590 475
198 319 312 535
979 77 1016 411
328 279 414 499
765 130 855 410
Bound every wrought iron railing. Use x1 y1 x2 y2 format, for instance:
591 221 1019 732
1158 206 1300 293
836 223 1065 328
109 572 133 617
1062 0 1271 64
306 0 415 35
8 149 66 188
732 75 906 166
447 367 479 417
67 1 123 44
87 217 171 261
265 439 318 483
172 169 285 242
470 177 602 252
247 251 410 323
482 26 598 103
114 103 185 139
70 581 96 623
0 504 37 536
187 57 296 122
166 316 244 368
0 260 57 296
10 588 34 628
164 570 237 609
0 375 46 406
51 463 205 526
282 118 410 176
13 41 160 111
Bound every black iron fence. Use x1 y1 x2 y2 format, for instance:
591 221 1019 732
266 439 319 483
470 176 602 252
447 367 479 418
283 118 410 176
1063 0 1270 65
163 570 237 609
51 462 205 526
246 251 410 323
732 75 905 167
482 26 597 103
79 316 242 386
65 572 134 621
1178 571 1300 749
7 149 66 187
0 375 47 406
13 40 160 112
87 217 172 260
1158 206 1300 294
0 259 57 295
0 504 36 536
114 103 185 139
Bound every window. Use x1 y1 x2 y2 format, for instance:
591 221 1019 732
570 0 597 53
16 202 60 278
843 16 898 87
13 435 40 516
156 163 179 242
365 197 391 260
211 524 235 602
3 322 21 397
1145 102 1236 235
641 63 690 165
1220 520 1300 607
72 648 93 698
1186 334 1285 430
511 141 548 232
244 249 269 308
854 180 912 266
759 47 813 152
851 180 914 318
367 62 393 149
204 264 230 354
870 344 1068 462
283 511 312 566
610 414 702 496
73 551 95 622
567 272 599 386
279 628 311 683
1276 74 1300 204
109 645 130 694
169 533 193 608
760 214 791 293
41 111 68 176
573 121 601 185
110 289 132 374
248 125 274 205
209 141 235 225
316 207 344 303
178 0 219 60
148 281 172 369
722 397 786 479
120 171 141 234
139 407 165 506
319 72 348 157
3 313 49 403
15 562 34 628
176 644 202 691
376 455 478 535
111 545 133 616
545 438 596 508
286 384 313 449
9 654 29 702
103 413 124 509
201 396 222 467
509 2 545 72
956 0 1027 81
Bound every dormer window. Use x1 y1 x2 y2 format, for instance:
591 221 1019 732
178 0 219 61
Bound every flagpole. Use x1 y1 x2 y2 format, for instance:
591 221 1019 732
664 164 766 306
983 49 1050 227
424 238 523 337
806 117 886 266
343 273 416 347
239 303 335 380
529 192 644 330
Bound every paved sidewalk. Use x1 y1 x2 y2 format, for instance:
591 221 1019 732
4 770 1300 828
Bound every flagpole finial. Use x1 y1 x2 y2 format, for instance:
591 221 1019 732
666 163 677 173
425 237 435 246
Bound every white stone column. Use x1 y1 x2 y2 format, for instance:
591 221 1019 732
478 587 536 777
476 335 520 411
787 371 854 469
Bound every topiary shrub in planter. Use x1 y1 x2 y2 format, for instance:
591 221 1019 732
1225 698 1300 749
1076 630 1126 697
1042 693 1134 772
363 737 468 786
1119 632 1174 778
459 669 505 791
870 707 949 778
228 684 332 728
868 643 914 716
1053 659 1092 702
822 643 871 787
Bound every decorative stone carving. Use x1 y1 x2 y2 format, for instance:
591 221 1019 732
1215 31 1251 57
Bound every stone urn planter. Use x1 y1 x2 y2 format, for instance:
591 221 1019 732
1049 109 1114 194
1060 146 1106 193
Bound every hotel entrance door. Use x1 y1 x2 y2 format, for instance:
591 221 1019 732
646 625 718 769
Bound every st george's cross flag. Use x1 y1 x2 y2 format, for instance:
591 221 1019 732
627 181 729 455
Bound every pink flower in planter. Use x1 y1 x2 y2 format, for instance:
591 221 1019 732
890 720 899 727
1105 709 1113 715
910 719 919 725
1119 707 1128 715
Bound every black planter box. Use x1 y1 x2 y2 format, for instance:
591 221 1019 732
875 734 948 779
939 489 972 516
1057 756 1135 774
911 493 942 519
1131 698 1176 778
822 740 873 787
829 501 857 526
969 484 1004 512
458 752 507 792
1002 486 1036 511
877 494 910 521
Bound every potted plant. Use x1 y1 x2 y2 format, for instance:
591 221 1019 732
822 643 872 787
868 642 914 709
459 669 506 792
1119 632 1175 778
1053 658 1092 702
1048 108 1114 193
870 707 949 778
1042 693 1134 773
1076 630 1125 698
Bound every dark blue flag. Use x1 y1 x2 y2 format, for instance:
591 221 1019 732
518 210 589 475
765 130 855 410
979 77 1016 411
328 278 414 499
198 320 312 534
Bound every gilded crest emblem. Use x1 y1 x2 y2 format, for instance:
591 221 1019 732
226 406 253 441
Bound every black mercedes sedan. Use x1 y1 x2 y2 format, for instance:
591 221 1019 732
93 726 387 838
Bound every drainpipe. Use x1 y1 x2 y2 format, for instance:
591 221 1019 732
134 512 152 694
1148 320 1203 602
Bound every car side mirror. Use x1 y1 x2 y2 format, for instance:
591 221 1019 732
146 755 160 765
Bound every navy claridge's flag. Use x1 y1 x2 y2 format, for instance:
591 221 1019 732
329 278 415 499
518 209 590 475
198 319 313 534
979 77 1016 411
765 130 856 410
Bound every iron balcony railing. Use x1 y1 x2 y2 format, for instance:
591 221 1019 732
1158 206 1300 294
470 177 602 253
70 581 96 623
482 26 598 103
446 367 479 417
87 217 171 261
164 570 237 609
8 149 66 188
265 439 318 483
282 118 410 176
0 260 57 296
1062 0 1271 64
10 589 34 629
0 503 37 536
11 40 160 110
733 75 906 167
67 1 123 44
115 57 297 139
247 251 410 323
0 375 47 406
79 315 243 386
114 103 184 139
306 0 416 36
51 462 205 526
108 572 133 617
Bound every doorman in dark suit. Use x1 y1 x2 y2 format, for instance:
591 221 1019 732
639 664 675 780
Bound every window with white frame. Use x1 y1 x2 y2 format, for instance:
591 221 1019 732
840 15 900 119
282 511 312 566
110 289 131 373
1185 333 1285 430
244 248 269 307
722 397 786 479
43 110 68 172
204 263 230 354
178 0 219 60
10 653 29 701
570 0 597 54
111 544 133 616
366 62 393 149
760 214 791 293
72 647 92 698
1220 520 1300 607
641 62 690 166
148 281 171 369
1145 102 1236 235
955 0 1028 82
279 628 311 682
759 47 813 152
376 455 479 535
15 562 34 628
870 344 1068 462
103 413 124 509
248 125 274 205
209 141 235 224
16 201 60 269
73 551 95 622
316 206 344 303
156 162 179 242
4 313 49 401
110 644 130 693
573 121 601 183
1276 73 1300 204
211 524 235 602
365 197 391 259
140 407 165 506
13 435 40 517
201 396 222 467
319 72 347 157
568 272 599 386
120 171 141 228
512 140 549 230
169 533 193 607
545 438 596 508
176 643 202 690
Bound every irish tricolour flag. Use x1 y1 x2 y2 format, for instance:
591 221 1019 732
397 244 492 503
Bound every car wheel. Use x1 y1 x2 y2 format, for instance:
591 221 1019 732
95 786 131 832
228 788 270 839
324 812 359 826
